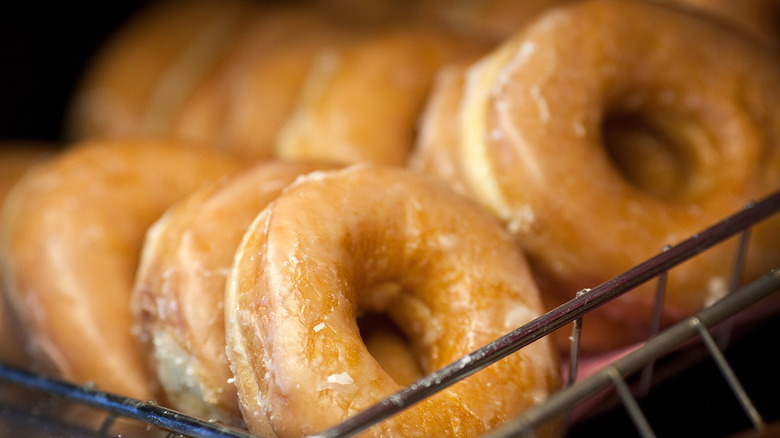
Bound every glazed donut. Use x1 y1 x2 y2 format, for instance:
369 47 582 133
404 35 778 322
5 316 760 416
0 143 58 368
66 0 368 162
65 0 262 141
0 139 239 401
225 164 561 438
274 24 486 166
170 4 356 161
410 0 780 352
131 160 337 425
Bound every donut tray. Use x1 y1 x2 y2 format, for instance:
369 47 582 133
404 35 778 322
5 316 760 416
1 190 779 438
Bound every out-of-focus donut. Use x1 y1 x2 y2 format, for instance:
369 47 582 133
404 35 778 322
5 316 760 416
170 4 355 161
410 0 780 352
0 139 239 401
131 160 337 425
66 0 371 162
0 143 58 368
274 25 486 166
64 0 262 141
225 164 561 437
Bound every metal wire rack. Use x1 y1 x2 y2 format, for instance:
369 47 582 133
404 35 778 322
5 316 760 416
1 189 779 438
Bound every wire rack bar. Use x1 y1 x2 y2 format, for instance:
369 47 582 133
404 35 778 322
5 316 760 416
0 364 255 438
636 267 668 397
484 267 780 438
313 190 780 438
607 367 655 438
693 318 764 430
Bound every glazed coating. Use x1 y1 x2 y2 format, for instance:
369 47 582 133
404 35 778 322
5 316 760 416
225 165 561 437
0 140 238 401
131 160 336 425
275 24 486 166
410 0 780 351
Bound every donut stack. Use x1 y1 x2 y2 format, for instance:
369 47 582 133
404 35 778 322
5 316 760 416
2 0 780 437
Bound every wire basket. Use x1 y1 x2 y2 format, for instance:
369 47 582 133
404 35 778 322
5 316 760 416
2 190 779 438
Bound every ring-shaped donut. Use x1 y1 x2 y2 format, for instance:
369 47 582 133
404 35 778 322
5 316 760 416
131 160 336 425
411 0 780 351
0 139 238 400
225 164 560 437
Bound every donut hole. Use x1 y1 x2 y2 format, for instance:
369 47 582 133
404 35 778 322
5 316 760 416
602 112 697 200
358 312 425 387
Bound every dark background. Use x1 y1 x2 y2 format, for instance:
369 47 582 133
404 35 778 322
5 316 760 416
0 1 150 143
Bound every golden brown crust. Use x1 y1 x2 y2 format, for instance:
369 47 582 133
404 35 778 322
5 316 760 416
411 0 780 352
131 159 338 424
0 139 239 400
225 164 561 437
